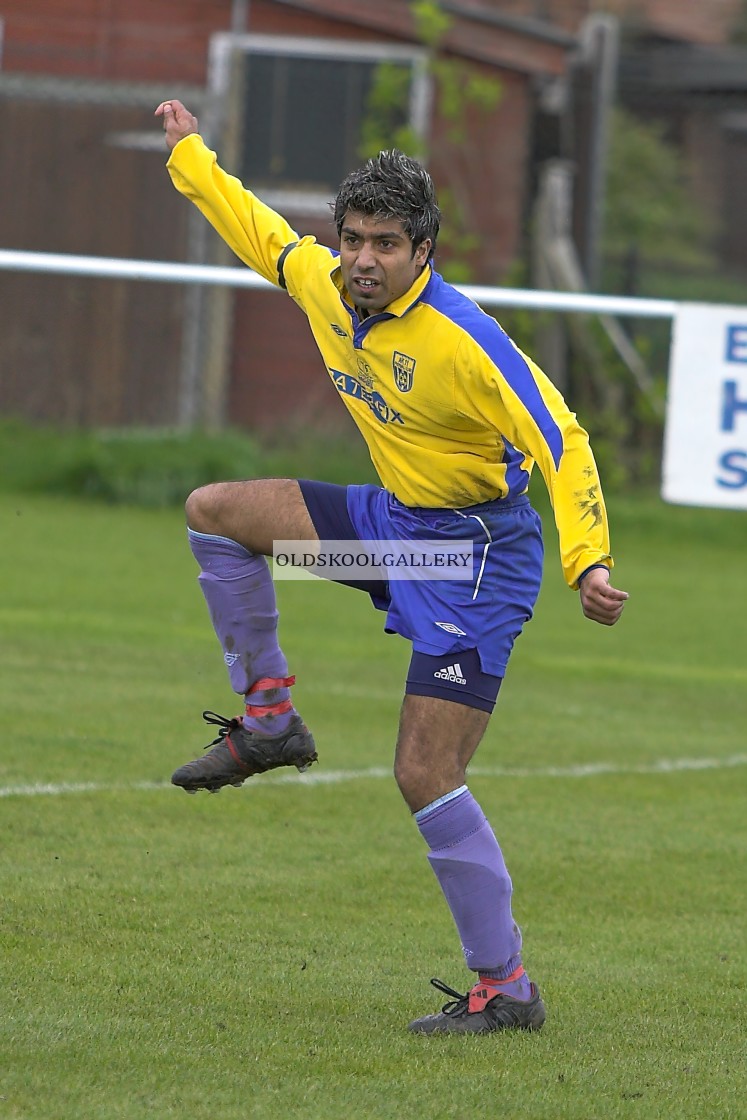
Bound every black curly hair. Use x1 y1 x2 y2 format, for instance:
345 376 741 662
333 150 440 261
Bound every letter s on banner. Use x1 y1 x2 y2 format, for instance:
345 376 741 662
716 450 747 489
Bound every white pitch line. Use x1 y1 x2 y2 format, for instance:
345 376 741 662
1 754 746 799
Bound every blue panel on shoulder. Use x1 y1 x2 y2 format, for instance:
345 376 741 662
420 272 564 470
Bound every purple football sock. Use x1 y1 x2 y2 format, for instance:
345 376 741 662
188 529 294 733
416 787 528 995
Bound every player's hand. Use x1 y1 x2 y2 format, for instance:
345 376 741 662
154 100 199 152
579 567 628 626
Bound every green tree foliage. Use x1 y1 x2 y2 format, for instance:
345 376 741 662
358 61 420 158
602 108 714 271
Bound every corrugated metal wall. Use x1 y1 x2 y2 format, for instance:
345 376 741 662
0 87 189 426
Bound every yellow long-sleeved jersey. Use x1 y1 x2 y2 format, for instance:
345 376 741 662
167 135 613 588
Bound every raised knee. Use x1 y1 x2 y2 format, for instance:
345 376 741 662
185 484 223 534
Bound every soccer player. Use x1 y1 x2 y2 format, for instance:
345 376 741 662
155 98 628 1035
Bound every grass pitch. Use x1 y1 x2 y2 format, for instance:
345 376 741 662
0 488 745 1119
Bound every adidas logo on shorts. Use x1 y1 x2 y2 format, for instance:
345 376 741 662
434 662 467 685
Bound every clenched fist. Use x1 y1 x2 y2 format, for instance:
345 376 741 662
579 566 629 626
154 100 199 152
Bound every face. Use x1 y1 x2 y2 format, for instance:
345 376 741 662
339 211 431 314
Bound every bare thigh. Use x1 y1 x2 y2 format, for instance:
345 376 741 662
393 693 491 813
185 478 317 556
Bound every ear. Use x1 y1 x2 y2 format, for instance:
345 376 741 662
414 239 432 266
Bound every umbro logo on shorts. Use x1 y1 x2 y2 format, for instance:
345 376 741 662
434 662 467 685
434 621 467 637
223 651 241 666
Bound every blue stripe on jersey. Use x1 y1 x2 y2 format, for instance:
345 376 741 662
421 273 564 469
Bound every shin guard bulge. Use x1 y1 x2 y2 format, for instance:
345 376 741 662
416 788 523 976
188 530 292 728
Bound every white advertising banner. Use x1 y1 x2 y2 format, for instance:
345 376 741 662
662 303 747 509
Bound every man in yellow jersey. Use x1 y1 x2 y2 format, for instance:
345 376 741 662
156 99 628 1035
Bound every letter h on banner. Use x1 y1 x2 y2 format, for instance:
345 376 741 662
721 380 747 432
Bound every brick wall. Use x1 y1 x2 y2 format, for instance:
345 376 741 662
0 0 231 82
2 1 741 83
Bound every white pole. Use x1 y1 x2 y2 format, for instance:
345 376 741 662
0 249 679 319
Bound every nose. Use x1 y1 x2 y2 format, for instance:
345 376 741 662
356 240 376 269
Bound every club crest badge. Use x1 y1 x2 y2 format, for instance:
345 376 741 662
392 351 416 393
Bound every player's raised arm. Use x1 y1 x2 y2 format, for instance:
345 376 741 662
155 99 199 151
155 101 311 292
